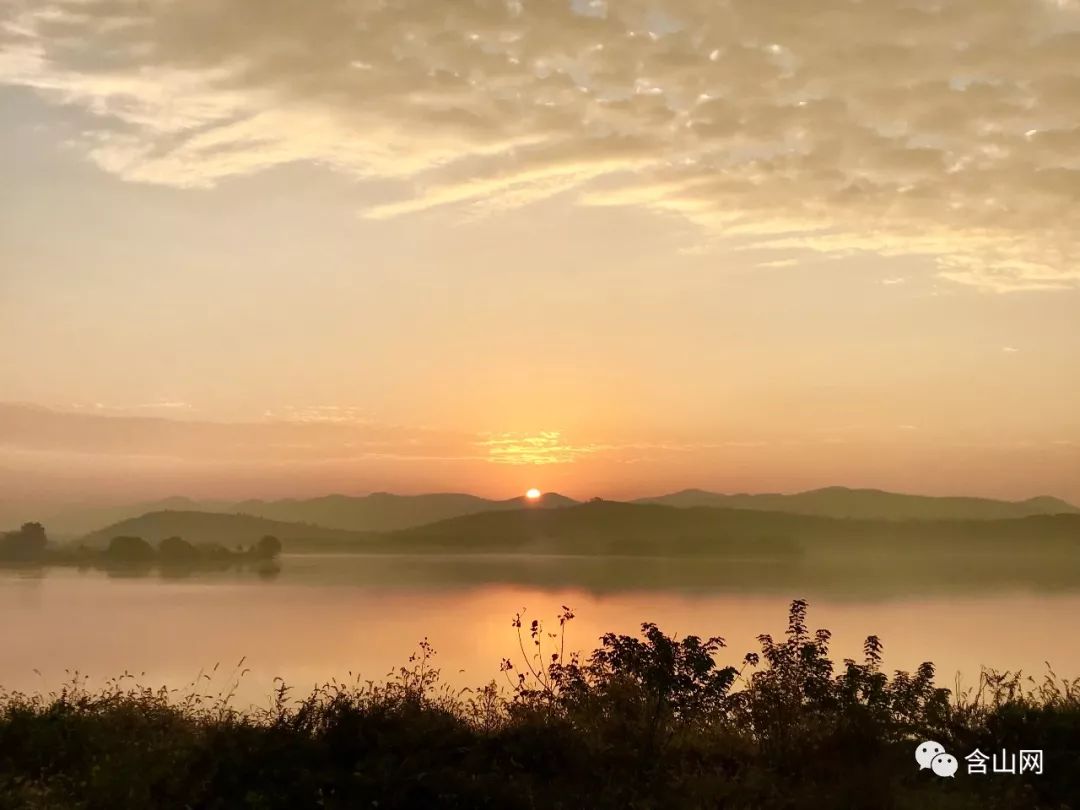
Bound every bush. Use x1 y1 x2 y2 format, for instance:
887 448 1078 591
252 535 283 560
0 523 47 562
0 601 1076 809
158 536 199 563
103 536 157 563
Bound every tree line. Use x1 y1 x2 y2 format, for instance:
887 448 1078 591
0 522 282 568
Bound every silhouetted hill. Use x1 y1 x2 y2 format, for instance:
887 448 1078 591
635 486 1080 520
382 501 802 556
366 502 1080 560
382 501 1080 556
45 492 578 536
37 497 232 538
231 491 578 531
68 500 1080 558
79 511 367 550
36 487 1077 537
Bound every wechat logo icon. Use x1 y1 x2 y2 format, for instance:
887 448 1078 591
916 741 958 777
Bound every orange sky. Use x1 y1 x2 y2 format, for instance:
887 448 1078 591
1 402 1077 506
1 0 1078 508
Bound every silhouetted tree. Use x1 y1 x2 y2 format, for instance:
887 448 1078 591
253 535 282 560
158 536 198 564
0 522 48 561
200 543 231 559
104 536 156 563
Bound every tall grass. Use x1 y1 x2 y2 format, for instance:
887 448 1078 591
1 600 1077 809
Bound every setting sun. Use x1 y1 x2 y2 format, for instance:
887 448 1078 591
525 488 542 500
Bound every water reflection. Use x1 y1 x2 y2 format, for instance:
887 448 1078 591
1 554 1078 709
0 560 282 583
276 552 1080 600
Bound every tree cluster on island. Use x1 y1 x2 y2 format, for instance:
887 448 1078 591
0 522 282 570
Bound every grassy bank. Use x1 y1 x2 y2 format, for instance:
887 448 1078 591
1 601 1077 809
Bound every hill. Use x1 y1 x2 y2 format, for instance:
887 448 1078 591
385 501 804 556
78 511 367 550
35 487 1078 538
384 501 1080 557
229 491 577 532
635 486 1080 520
43 492 578 536
69 501 1080 558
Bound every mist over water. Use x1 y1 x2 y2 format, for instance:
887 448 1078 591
3 554 1076 708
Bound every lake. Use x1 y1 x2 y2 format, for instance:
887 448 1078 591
2 553 1078 708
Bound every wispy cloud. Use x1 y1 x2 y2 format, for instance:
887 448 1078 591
477 431 776 465
0 404 788 470
263 405 373 425
2 0 1079 291
69 401 193 414
0 403 472 463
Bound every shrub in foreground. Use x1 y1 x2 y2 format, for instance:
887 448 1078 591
1 601 1077 809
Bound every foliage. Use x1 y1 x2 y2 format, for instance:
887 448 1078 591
253 534 283 560
104 535 157 563
0 523 48 562
159 535 199 563
0 601 1077 809
0 522 283 573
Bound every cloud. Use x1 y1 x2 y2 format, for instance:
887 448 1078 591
263 405 373 425
68 401 193 413
0 404 783 470
3 0 1080 290
0 402 477 463
477 431 779 465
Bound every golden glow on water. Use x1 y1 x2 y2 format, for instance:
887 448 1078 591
1 562 1076 708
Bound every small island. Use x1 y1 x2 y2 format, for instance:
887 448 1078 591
0 522 282 574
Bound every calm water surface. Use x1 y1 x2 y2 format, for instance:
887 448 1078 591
2 554 1078 707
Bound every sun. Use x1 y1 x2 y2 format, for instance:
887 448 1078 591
525 488 542 500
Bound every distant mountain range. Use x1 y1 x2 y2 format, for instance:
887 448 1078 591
74 500 1080 559
78 511 367 550
33 486 1078 538
634 487 1080 521
37 492 579 537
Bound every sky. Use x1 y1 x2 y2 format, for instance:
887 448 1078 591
1 0 1079 507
